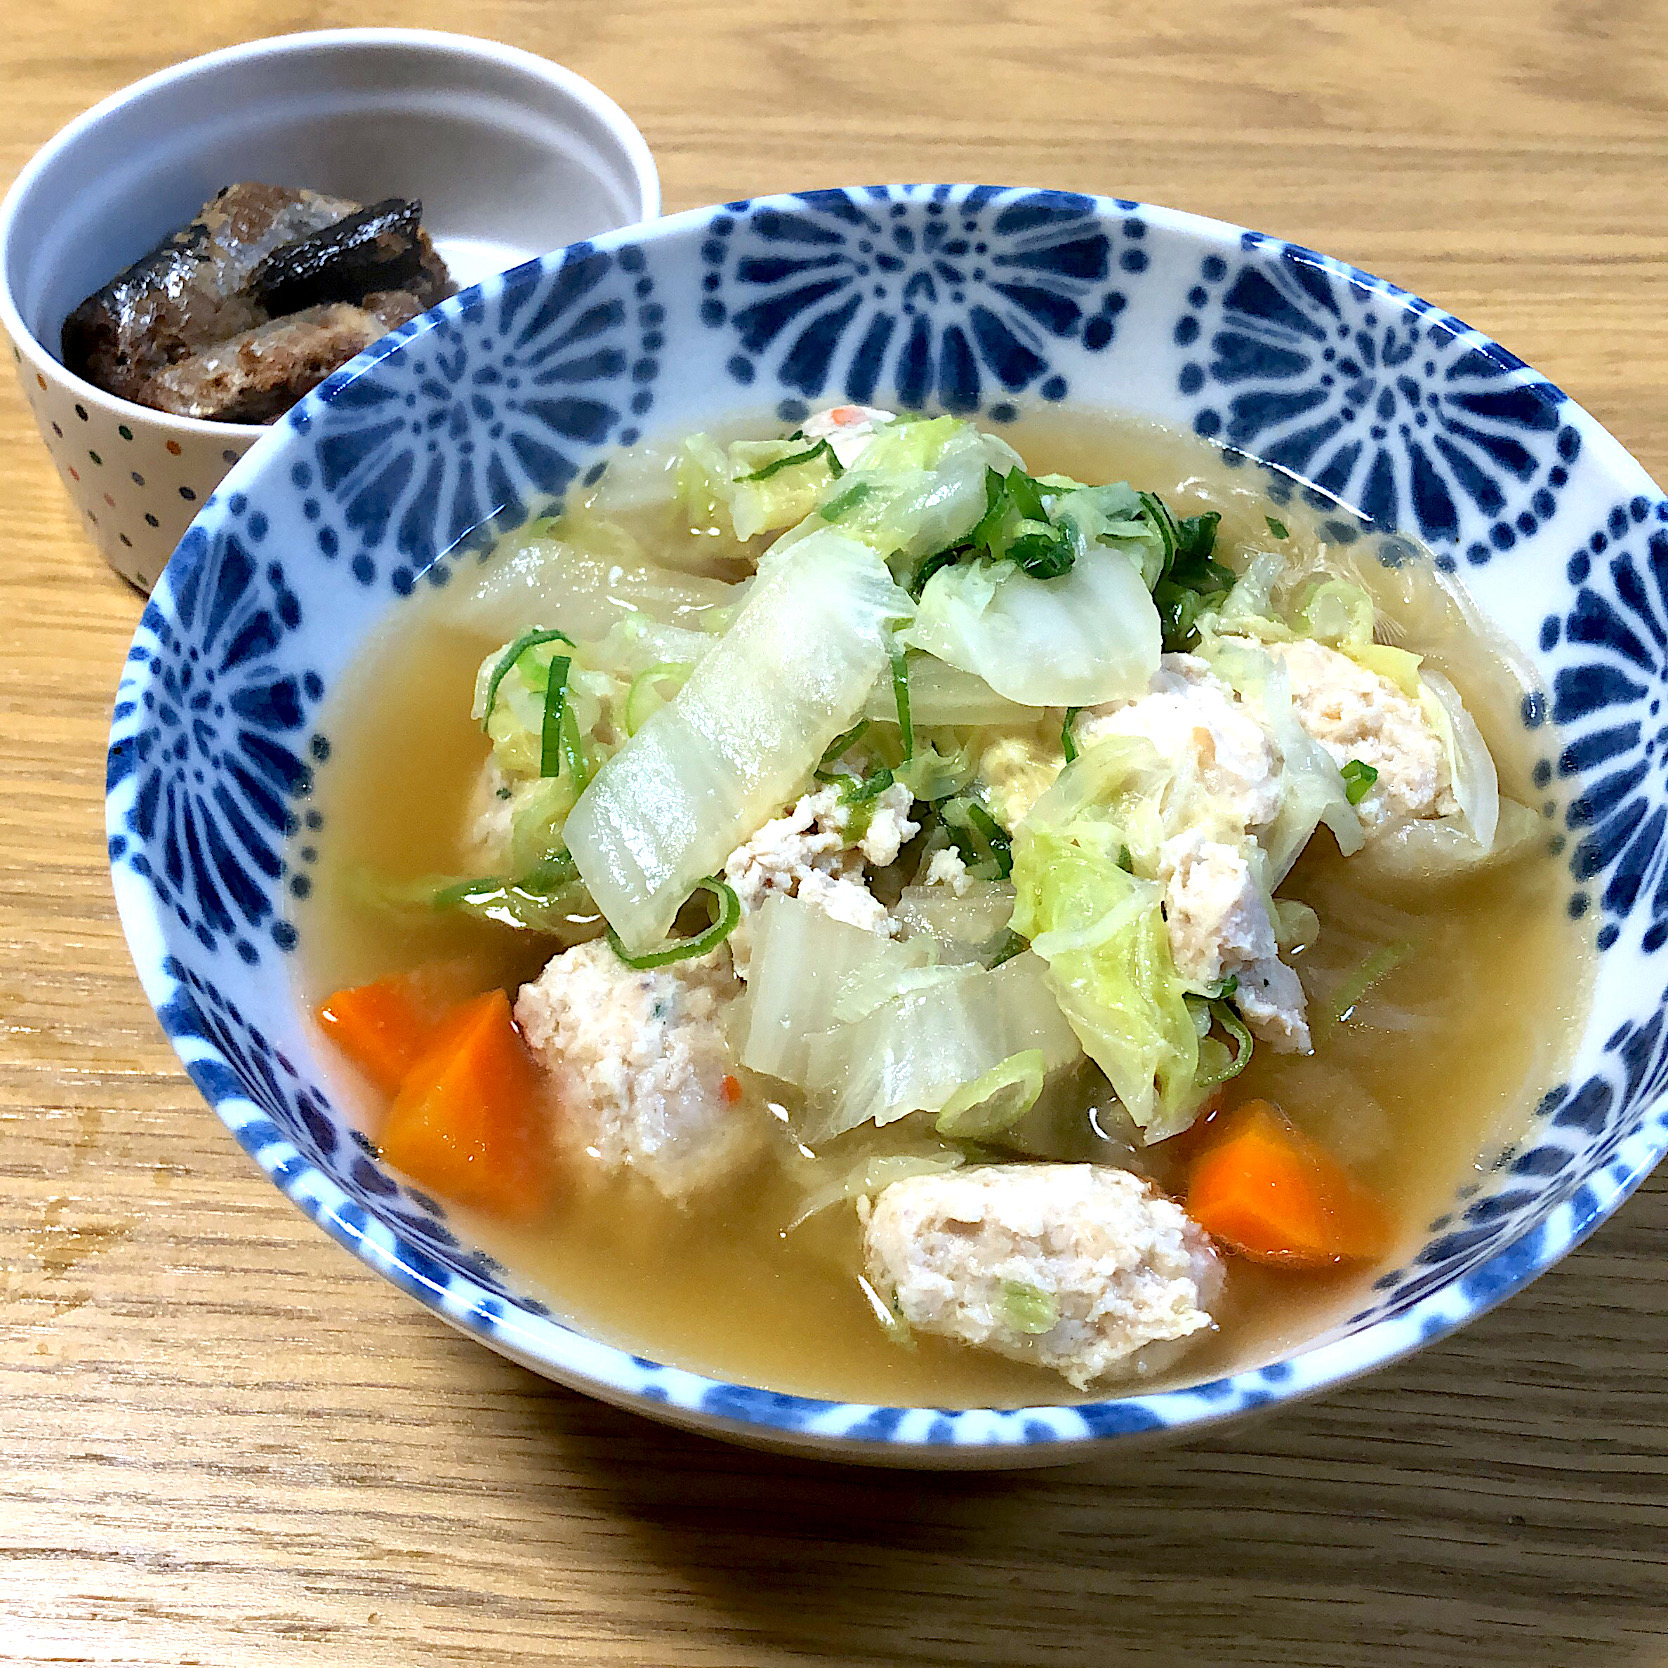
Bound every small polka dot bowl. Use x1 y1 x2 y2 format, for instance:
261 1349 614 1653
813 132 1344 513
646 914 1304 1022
0 28 658 592
109 188 1668 1465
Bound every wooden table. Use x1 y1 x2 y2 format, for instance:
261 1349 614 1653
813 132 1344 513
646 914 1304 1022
4 2 1666 1662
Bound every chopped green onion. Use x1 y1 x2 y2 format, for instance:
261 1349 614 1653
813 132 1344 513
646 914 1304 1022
1173 510 1225 575
1341 759 1379 805
1193 999 1254 1089
742 437 843 481
1323 939 1415 1032
1006 469 1049 523
958 465 1077 579
842 765 896 803
539 655 571 778
1005 528 1075 579
819 718 871 769
421 853 589 933
820 480 873 522
940 796 1014 881
1137 490 1178 567
559 702 592 792
428 852 579 908
980 928 1029 969
968 466 1009 548
481 627 573 729
624 661 692 736
1116 844 1134 873
1001 1281 1059 1335
908 543 965 599
1266 515 1290 540
1061 705 1082 763
889 643 914 761
1153 581 1207 653
964 802 1013 879
935 1049 1046 1140
1140 493 1232 652
607 876 741 969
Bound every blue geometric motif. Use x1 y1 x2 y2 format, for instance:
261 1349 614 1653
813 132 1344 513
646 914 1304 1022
1358 983 1668 1324
297 242 661 578
107 501 322 964
702 187 1134 416
1542 496 1668 950
1175 236 1582 564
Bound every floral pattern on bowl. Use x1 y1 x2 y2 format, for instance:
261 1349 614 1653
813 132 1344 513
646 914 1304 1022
108 187 1667 1464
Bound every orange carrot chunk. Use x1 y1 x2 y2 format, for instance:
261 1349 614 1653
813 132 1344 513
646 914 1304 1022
315 976 443 1096
378 989 554 1223
1186 1100 1392 1267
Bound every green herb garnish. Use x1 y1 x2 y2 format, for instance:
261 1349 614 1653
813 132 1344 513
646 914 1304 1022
1140 492 1233 654
481 627 574 729
1341 759 1379 805
1266 515 1289 540
985 467 1075 577
607 876 741 969
742 437 843 482
914 466 1077 589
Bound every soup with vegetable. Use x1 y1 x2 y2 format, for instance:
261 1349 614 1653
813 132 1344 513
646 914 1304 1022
298 405 1591 1404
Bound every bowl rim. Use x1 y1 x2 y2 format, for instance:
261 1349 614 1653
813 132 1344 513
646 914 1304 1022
0 26 662 441
107 184 1668 1461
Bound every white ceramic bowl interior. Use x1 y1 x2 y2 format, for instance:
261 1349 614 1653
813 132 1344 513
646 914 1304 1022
0 28 660 590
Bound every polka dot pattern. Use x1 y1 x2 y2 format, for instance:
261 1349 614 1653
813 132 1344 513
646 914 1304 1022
6 337 258 591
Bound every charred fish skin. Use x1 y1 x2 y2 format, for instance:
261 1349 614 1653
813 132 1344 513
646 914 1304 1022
251 198 456 317
60 183 359 404
139 293 429 424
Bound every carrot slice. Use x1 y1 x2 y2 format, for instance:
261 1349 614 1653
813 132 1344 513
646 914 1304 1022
316 975 444 1095
1186 1100 1392 1267
316 961 495 1096
378 989 554 1223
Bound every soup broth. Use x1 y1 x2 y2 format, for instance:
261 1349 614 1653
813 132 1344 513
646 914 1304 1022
296 411 1592 1405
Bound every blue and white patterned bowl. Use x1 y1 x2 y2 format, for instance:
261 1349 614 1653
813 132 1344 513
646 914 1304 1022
108 187 1668 1466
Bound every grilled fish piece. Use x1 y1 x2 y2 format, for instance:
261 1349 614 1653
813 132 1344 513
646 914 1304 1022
251 197 454 316
139 292 428 423
61 183 359 403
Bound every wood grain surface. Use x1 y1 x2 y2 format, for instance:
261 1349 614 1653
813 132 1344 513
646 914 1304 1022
4 2 1667 1663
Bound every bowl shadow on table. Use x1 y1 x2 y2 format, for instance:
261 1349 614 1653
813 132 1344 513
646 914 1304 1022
513 1169 1668 1668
